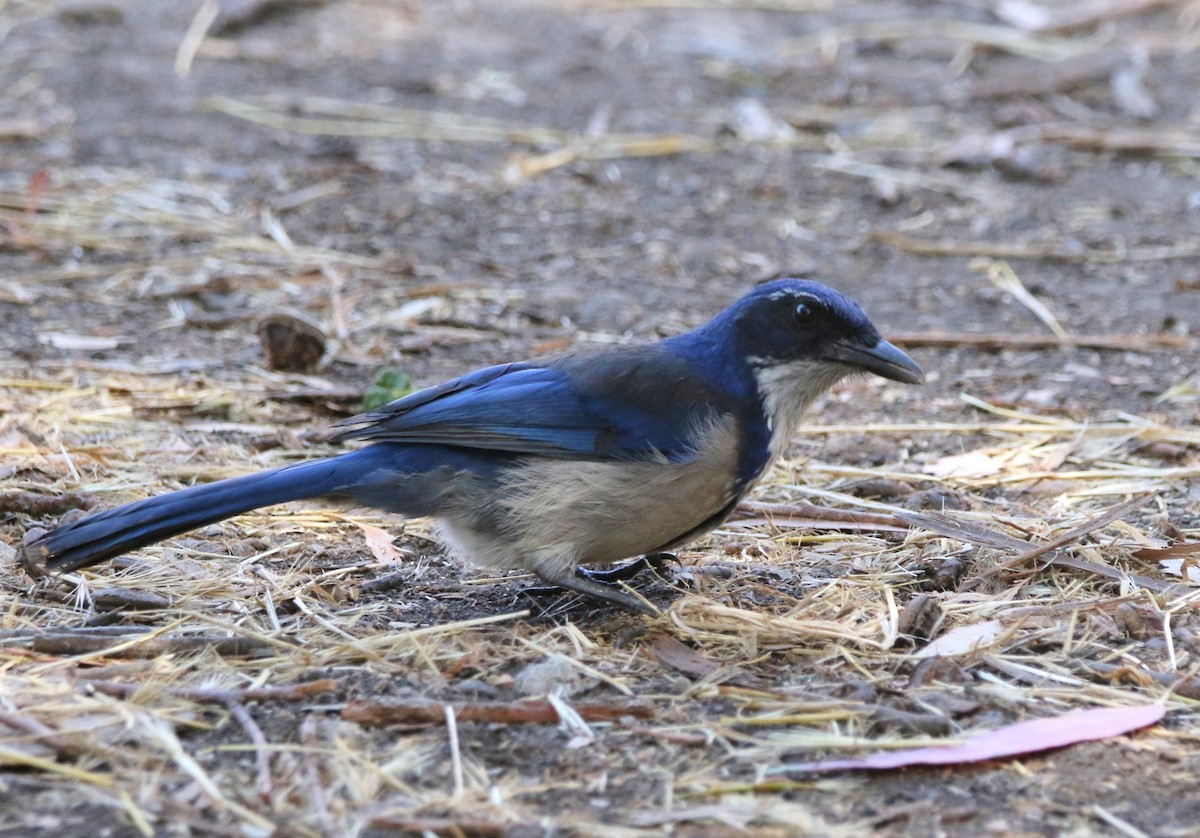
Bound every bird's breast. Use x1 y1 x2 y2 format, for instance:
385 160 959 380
489 414 743 567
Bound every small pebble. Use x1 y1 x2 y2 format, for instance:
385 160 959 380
258 311 327 372
513 655 597 698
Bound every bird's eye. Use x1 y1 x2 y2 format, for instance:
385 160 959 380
793 302 815 324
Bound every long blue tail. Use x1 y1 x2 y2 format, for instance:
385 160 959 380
28 445 479 573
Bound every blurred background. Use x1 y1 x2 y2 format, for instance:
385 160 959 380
1 0 1195 423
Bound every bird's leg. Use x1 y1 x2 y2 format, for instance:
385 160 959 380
526 564 660 616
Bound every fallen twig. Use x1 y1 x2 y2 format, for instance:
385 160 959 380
342 698 654 728
867 704 955 736
0 491 98 517
778 18 1112 61
967 50 1125 99
205 95 713 161
366 816 510 836
876 231 1200 263
899 496 1175 593
732 500 911 531
78 678 338 705
32 634 275 658
997 0 1176 33
1070 659 1200 699
724 497 912 528
0 708 124 764
1040 125 1200 158
225 700 274 802
300 714 336 835
887 331 1193 353
978 493 1156 577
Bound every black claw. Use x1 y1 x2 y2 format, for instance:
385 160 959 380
521 553 676 615
576 552 678 585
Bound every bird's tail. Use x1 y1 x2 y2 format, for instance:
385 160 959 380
25 447 426 573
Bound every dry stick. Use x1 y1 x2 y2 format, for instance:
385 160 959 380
224 699 274 802
1028 554 1172 593
621 724 712 747
867 704 955 736
367 816 508 836
999 0 1177 33
206 94 712 159
977 493 1156 579
1043 125 1200 157
0 626 159 640
263 386 363 405
810 156 990 202
445 704 464 800
0 490 98 516
875 231 1200 264
778 18 1108 62
78 678 337 705
898 494 1171 593
174 0 218 79
0 708 125 764
358 570 412 594
300 714 336 836
733 500 910 529
981 654 1079 688
91 587 171 612
888 331 1194 353
32 634 274 658
723 516 909 534
342 698 655 728
966 50 1126 99
1070 659 1200 700
898 509 1049 553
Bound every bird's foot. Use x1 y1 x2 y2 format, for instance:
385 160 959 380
522 553 677 616
576 552 678 585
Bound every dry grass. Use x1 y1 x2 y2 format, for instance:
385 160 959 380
2 175 1196 833
2 0 1199 830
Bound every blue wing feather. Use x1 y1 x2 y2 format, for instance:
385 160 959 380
332 349 730 461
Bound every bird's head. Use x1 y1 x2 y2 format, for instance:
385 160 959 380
662 277 925 470
718 278 924 386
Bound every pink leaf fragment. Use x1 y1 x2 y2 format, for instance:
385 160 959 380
777 703 1165 773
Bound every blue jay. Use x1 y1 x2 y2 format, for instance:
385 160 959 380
23 279 923 615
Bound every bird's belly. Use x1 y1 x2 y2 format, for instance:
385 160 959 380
437 418 742 575
504 456 737 565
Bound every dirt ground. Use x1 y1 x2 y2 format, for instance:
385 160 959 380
2 0 1200 835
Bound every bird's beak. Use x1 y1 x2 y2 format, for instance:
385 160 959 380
827 337 925 385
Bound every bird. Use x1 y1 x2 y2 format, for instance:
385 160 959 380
21 279 924 616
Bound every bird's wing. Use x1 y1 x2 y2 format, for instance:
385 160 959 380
331 354 720 461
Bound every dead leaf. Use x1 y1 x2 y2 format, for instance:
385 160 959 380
644 633 721 679
924 449 1006 478
357 524 404 564
913 619 1004 658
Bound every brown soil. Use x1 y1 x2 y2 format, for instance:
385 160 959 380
1 1 1198 835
